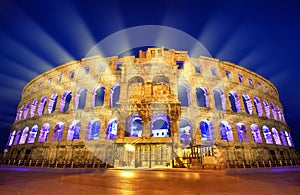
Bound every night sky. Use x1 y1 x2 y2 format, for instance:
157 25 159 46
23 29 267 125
0 0 300 152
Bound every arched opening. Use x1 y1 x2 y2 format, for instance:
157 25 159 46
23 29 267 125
30 99 38 118
16 106 24 121
263 100 270 118
272 128 281 145
277 107 283 121
236 123 249 142
86 119 101 140
270 103 278 120
23 102 30 119
106 118 118 140
13 130 21 145
220 121 234 141
151 114 170 137
110 84 120 107
250 124 263 143
19 127 29 144
67 120 81 141
213 88 225 110
196 87 209 107
48 93 58 114
126 114 142 137
200 120 213 140
60 91 72 112
76 88 88 109
242 94 253 114
27 125 39 143
280 131 288 146
51 122 64 142
228 91 240 112
92 85 105 106
262 126 273 144
38 123 50 143
6 131 15 146
179 118 193 146
129 76 144 84
38 96 47 116
177 84 190 107
285 131 294 147
152 75 169 84
253 97 263 117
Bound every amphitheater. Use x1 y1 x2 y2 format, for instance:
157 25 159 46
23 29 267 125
3 47 299 169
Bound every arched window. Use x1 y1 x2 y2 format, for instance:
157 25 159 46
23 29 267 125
23 102 30 119
220 121 234 141
27 125 38 143
92 86 105 106
177 84 190 107
67 120 81 141
16 105 24 121
263 100 270 118
13 130 21 145
106 118 118 140
60 91 72 112
129 76 144 84
262 126 273 144
253 97 263 117
38 96 47 116
272 128 281 145
250 124 263 143
179 118 193 146
285 131 294 147
51 122 64 142
38 123 50 143
236 123 249 142
126 114 142 137
196 87 209 107
242 94 253 114
228 91 240 112
151 114 170 137
213 88 225 110
153 76 169 84
86 120 101 140
277 107 283 121
280 131 288 146
200 120 213 140
30 99 38 118
270 103 278 120
19 127 29 144
110 84 120 107
75 88 88 109
6 130 16 146
48 93 58 114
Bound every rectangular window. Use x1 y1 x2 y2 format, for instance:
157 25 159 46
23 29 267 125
238 74 243 82
249 79 253 86
70 70 75 79
57 74 62 82
116 62 123 71
176 61 184 69
151 50 155 58
158 49 162 57
225 71 231 79
39 82 43 89
211 67 217 76
195 65 201 73
48 78 52 85
258 82 262 89
32 86 35 92
265 86 268 92
84 66 90 74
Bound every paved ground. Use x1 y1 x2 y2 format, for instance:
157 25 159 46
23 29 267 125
0 166 300 194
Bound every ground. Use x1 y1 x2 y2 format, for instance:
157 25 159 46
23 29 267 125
0 166 300 194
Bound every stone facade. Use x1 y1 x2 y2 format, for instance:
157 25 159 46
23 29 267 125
3 47 299 168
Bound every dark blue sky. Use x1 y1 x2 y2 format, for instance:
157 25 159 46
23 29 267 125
0 0 300 152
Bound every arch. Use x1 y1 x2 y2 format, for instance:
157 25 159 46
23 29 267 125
27 125 39 143
13 130 22 145
270 103 278 120
220 121 234 141
110 84 120 107
250 124 263 143
38 123 50 142
285 131 294 147
106 118 118 140
253 97 263 117
19 127 29 144
236 123 249 142
126 114 142 137
92 85 105 106
228 91 240 112
129 76 144 84
60 90 72 112
75 88 88 109
152 75 169 84
151 114 170 137
67 120 81 141
272 128 281 145
86 119 101 140
179 118 193 146
213 88 225 110
38 96 47 116
242 94 253 114
177 84 190 107
277 107 283 121
196 86 209 107
200 120 213 140
30 99 38 118
6 130 16 146
263 100 270 118
262 125 273 144
48 93 58 114
23 102 30 119
16 105 24 121
280 131 288 146
51 122 64 142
